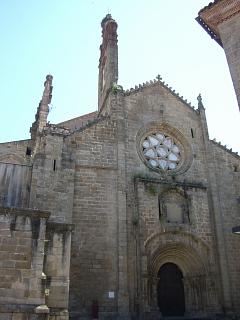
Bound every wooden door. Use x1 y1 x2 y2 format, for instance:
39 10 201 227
157 263 185 316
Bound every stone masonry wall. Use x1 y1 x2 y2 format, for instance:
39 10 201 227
45 223 73 320
210 141 240 312
218 12 240 109
58 111 97 132
0 207 50 320
0 140 31 165
0 163 32 208
135 178 219 315
29 133 75 223
70 117 119 319
119 85 218 315
0 140 33 208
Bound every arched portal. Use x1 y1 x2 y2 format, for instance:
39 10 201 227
145 238 218 317
157 263 185 316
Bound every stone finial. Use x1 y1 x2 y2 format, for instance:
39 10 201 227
197 93 205 109
101 14 118 39
156 74 162 81
101 14 114 28
46 74 53 81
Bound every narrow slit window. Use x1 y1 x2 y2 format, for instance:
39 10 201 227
191 128 194 138
158 197 162 221
53 159 56 171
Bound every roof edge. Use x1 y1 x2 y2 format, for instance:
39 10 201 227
195 16 223 47
210 139 240 159
123 77 198 113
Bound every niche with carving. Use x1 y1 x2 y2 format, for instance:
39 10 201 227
159 189 190 224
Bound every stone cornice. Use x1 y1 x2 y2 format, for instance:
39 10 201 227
47 222 74 233
197 0 240 46
134 176 207 190
0 206 50 219
0 303 40 313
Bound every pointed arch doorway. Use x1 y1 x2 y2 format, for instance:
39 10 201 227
157 263 185 317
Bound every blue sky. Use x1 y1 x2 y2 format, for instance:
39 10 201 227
0 1 239 152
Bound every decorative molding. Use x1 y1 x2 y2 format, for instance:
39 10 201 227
134 175 206 190
123 76 198 113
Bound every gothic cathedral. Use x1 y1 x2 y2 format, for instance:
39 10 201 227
0 1 239 319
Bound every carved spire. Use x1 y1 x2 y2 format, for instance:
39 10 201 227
98 14 118 111
30 75 53 139
41 74 53 107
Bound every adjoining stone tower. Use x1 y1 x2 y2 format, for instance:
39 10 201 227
196 0 240 111
98 14 118 112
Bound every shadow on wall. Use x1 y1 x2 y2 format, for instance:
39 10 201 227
0 162 32 208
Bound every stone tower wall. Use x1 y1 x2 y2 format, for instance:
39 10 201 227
197 0 240 110
210 141 240 312
218 14 240 109
29 133 75 223
69 116 120 319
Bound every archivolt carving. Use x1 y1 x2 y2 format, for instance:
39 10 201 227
145 231 211 277
150 243 206 277
143 231 219 314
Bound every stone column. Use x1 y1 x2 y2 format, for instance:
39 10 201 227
44 222 73 320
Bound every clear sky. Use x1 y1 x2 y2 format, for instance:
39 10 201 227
0 1 239 153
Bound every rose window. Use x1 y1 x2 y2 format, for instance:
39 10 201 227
142 133 181 170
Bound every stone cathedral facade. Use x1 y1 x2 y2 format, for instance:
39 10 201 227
0 1 240 320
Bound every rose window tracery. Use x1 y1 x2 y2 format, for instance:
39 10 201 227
142 133 181 171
